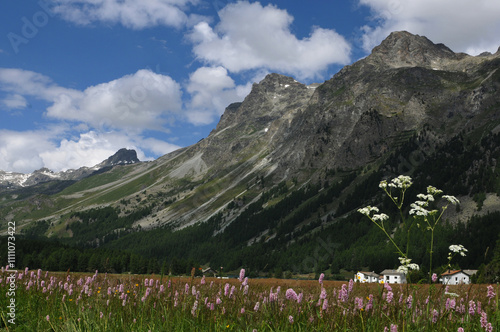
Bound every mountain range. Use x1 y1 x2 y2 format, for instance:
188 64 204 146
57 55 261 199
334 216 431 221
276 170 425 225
2 31 500 281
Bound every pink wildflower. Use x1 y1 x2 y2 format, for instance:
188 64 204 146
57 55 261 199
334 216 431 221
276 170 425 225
432 309 438 323
468 300 476 315
480 312 488 329
319 273 325 284
239 269 245 282
348 279 354 293
386 291 394 303
288 315 294 324
286 288 298 301
254 302 260 311
240 307 245 314
46 315 49 322
322 298 328 311
390 324 398 332
432 273 438 282
191 300 198 316
486 285 495 302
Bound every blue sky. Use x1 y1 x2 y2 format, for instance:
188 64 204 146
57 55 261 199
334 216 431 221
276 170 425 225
1 0 499 173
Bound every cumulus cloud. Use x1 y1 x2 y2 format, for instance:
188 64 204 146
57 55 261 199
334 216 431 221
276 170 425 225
50 0 199 29
0 68 183 132
0 129 53 173
1 94 28 109
0 128 181 173
359 0 500 55
186 66 251 125
48 69 183 132
0 68 184 172
39 131 180 171
188 1 351 80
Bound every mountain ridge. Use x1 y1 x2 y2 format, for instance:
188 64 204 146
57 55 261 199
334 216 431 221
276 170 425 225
0 148 140 189
1 31 500 279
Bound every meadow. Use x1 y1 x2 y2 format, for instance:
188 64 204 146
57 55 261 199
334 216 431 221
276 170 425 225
0 267 498 331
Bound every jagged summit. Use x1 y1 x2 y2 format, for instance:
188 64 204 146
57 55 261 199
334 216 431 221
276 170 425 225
368 31 465 69
98 148 140 168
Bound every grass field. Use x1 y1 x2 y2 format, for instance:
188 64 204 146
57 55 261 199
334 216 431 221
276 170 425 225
0 267 498 331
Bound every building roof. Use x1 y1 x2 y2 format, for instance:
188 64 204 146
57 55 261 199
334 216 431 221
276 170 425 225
441 269 462 276
380 269 405 276
463 270 478 276
358 271 379 277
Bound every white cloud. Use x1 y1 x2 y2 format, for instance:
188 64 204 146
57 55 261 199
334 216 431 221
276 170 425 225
0 129 54 173
0 68 184 172
188 1 351 80
0 68 183 132
48 69 183 132
1 94 28 109
186 66 251 125
51 0 198 29
359 0 500 55
0 128 181 173
39 131 181 171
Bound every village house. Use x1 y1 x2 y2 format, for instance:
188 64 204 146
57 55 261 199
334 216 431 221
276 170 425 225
440 269 478 285
354 271 380 283
380 269 407 284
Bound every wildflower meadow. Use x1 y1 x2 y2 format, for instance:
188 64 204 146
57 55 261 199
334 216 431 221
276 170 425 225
1 175 499 331
0 266 499 331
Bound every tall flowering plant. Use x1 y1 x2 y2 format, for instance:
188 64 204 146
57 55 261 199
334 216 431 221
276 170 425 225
358 175 463 282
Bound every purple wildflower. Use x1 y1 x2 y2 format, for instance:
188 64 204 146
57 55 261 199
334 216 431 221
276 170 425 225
348 279 354 293
285 288 297 301
319 273 325 284
239 269 245 282
457 328 464 332
191 300 198 317
468 300 476 315
390 324 398 332
432 309 438 323
386 291 394 303
432 273 438 283
254 302 260 311
480 312 488 329
288 315 294 324
486 285 495 302
322 298 328 311
406 294 413 309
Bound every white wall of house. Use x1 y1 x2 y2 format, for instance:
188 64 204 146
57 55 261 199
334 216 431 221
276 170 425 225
442 272 471 285
382 272 407 284
355 272 379 283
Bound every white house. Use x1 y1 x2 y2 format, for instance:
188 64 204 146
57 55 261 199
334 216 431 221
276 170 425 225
355 271 380 283
440 270 477 285
380 269 407 284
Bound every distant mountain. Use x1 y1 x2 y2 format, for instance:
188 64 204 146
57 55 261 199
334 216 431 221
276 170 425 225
0 148 140 189
2 31 500 279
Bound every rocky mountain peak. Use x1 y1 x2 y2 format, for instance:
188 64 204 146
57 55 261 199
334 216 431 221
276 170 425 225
215 73 315 132
368 31 465 69
99 148 140 167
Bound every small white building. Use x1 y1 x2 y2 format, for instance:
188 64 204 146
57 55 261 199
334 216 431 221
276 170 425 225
441 270 477 285
380 269 407 284
355 271 380 283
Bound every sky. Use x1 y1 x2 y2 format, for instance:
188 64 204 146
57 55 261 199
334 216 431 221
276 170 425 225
1 1 499 174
